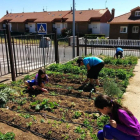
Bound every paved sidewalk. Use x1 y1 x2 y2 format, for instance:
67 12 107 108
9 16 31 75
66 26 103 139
122 59 140 122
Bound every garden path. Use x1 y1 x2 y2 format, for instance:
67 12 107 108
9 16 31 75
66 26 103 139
122 59 140 122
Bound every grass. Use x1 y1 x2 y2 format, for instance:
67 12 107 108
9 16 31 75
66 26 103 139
0 37 69 46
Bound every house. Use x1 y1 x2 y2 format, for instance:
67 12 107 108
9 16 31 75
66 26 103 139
0 8 112 36
109 6 140 39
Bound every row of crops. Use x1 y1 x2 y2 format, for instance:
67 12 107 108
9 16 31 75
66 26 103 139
0 55 138 140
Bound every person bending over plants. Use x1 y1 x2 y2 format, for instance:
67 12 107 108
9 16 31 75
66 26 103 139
77 56 104 87
94 94 140 140
25 69 49 93
114 47 123 59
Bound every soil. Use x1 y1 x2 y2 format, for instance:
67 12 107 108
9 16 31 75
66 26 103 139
0 62 137 140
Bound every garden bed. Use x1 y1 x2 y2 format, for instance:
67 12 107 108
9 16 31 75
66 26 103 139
0 55 138 140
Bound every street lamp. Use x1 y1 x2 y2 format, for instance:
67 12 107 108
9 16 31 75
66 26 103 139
72 0 75 58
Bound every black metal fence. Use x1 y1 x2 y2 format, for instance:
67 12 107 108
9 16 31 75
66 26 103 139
0 24 57 81
11 33 55 77
1 25 140 81
0 29 10 77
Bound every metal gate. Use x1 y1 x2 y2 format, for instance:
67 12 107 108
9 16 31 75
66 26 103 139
0 23 57 82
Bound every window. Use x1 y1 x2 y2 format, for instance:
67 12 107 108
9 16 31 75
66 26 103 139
57 24 60 28
64 23 67 28
120 26 127 33
93 24 97 29
132 26 139 33
135 11 140 16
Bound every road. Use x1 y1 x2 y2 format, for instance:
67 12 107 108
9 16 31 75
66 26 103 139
0 43 140 77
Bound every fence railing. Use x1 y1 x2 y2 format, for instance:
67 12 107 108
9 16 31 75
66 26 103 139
0 29 10 77
11 34 55 77
69 37 140 47
0 24 57 81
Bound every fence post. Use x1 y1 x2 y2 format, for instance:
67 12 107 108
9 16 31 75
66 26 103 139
85 36 87 56
54 30 59 63
12 37 17 77
6 22 16 81
77 33 79 56
4 29 10 73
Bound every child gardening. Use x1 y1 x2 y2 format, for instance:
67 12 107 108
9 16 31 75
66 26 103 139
114 47 123 59
25 69 49 92
94 94 140 140
77 57 104 86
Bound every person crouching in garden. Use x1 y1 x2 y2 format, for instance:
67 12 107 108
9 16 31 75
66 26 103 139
77 56 104 87
94 94 140 140
114 47 123 59
25 69 49 93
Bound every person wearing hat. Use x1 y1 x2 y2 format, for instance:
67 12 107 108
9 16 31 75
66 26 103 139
114 47 123 59
77 56 104 86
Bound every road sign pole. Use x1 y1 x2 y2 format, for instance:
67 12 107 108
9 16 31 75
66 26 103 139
42 35 45 69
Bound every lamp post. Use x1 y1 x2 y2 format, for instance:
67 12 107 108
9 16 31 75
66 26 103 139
72 0 75 58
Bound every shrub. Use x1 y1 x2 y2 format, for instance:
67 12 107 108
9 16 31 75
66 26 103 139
103 79 122 97
61 28 68 37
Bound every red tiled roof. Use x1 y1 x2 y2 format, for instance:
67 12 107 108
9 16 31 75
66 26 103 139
0 9 108 23
131 6 140 11
64 9 108 22
0 11 70 23
109 12 140 24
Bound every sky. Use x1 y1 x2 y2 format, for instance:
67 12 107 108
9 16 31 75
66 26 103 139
0 0 139 19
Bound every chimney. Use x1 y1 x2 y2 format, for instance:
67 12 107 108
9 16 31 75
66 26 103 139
6 10 9 15
111 8 115 19
71 7 72 11
43 8 44 12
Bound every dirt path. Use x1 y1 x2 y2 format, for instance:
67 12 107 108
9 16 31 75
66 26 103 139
122 59 140 122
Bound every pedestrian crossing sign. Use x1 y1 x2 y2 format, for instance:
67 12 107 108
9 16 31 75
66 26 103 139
37 23 47 34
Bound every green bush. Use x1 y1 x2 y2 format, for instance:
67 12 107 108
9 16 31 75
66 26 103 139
85 34 105 39
103 79 122 97
61 28 68 37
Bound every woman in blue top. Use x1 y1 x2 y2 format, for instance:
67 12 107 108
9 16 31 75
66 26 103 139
77 56 104 86
25 69 49 92
114 47 123 59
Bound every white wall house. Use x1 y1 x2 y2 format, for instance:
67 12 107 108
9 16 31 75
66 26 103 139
54 23 67 35
88 22 110 37
28 23 36 33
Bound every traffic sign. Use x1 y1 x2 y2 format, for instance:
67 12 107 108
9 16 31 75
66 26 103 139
37 23 47 34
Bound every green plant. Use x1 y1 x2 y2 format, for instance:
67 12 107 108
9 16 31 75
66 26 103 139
71 102 76 107
24 75 30 80
20 113 31 118
90 133 98 140
0 132 15 140
83 119 90 127
49 91 57 96
0 88 17 107
103 79 122 97
64 135 69 140
73 111 82 119
48 131 52 135
26 122 32 128
66 123 70 129
74 126 85 134
97 115 109 129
